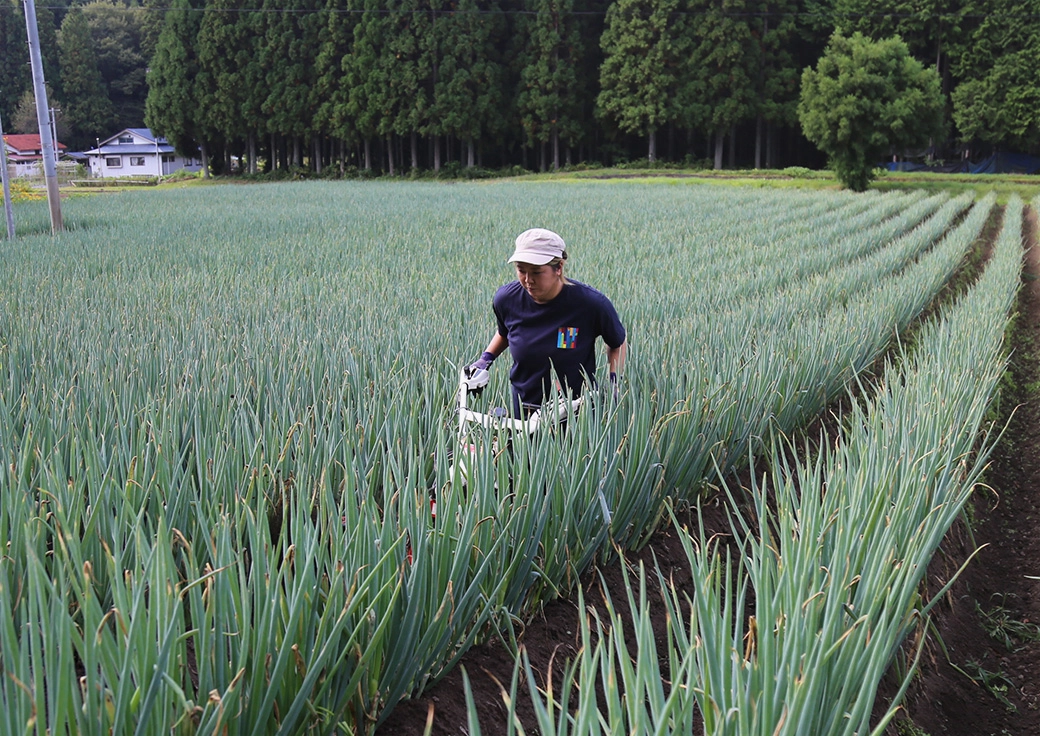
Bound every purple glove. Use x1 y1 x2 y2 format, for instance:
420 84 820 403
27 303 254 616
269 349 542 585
463 351 495 393
467 351 495 376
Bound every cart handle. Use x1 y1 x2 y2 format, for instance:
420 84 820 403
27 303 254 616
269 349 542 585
457 370 583 435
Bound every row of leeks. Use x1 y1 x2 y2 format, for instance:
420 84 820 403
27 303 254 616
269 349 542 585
0 183 995 735
492 195 1025 736
643 191 988 498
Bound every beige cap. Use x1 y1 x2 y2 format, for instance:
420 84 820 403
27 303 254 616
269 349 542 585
508 228 566 265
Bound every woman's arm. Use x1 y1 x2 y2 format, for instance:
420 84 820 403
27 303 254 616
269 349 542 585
483 332 509 359
606 340 626 377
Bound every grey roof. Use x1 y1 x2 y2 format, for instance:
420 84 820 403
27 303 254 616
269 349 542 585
86 144 176 155
96 127 170 147
125 127 156 140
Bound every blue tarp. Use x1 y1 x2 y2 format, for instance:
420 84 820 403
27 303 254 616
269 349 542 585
968 152 1040 174
886 152 1040 174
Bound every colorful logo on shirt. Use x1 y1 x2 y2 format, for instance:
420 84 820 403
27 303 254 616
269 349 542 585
557 327 579 349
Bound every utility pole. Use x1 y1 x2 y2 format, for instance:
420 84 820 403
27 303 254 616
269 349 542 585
0 105 15 239
22 0 63 233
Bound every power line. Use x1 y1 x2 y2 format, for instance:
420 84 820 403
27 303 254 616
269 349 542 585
0 3 1036 19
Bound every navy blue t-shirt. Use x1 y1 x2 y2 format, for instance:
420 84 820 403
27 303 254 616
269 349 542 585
493 280 626 408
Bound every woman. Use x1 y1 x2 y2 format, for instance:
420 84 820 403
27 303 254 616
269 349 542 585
466 228 627 415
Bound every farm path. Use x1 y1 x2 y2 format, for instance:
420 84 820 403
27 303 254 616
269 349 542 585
898 209 1040 735
379 206 1040 736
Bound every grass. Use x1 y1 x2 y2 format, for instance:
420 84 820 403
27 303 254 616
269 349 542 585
492 165 1040 201
977 595 1040 651
957 660 1019 712
47 165 1040 203
872 172 1040 203
894 719 934 736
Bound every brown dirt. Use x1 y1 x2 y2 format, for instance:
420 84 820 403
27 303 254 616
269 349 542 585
378 207 1040 736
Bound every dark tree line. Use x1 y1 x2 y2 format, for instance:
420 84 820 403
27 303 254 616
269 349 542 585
2 0 1039 173
143 0 817 172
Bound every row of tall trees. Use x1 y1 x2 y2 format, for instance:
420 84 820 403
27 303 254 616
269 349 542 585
140 0 817 173
2 0 1039 172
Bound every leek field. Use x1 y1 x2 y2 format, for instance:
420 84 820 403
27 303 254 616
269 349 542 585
0 181 1023 735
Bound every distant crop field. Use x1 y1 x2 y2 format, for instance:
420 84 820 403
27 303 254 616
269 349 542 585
0 181 1012 735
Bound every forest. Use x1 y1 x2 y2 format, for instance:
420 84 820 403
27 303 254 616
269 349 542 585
1 0 1037 175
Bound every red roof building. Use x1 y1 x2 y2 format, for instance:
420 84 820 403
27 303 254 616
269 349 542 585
3 133 67 177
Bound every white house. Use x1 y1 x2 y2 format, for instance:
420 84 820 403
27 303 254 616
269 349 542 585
85 128 202 178
3 134 68 177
